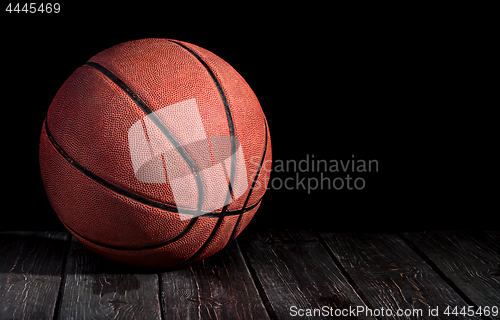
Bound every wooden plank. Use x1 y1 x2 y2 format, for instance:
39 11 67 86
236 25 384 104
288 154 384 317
161 239 269 320
57 237 162 320
486 230 500 281
320 232 481 320
239 229 375 320
405 230 500 319
0 231 69 320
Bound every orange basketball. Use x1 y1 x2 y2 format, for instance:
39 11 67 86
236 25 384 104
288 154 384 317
39 39 271 269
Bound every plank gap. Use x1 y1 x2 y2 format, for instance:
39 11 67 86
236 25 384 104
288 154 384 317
402 231 500 320
237 239 278 320
57 237 162 319
160 239 269 319
0 232 69 319
52 232 72 320
398 232 492 320
320 231 482 320
240 229 376 319
315 231 383 320
157 272 165 320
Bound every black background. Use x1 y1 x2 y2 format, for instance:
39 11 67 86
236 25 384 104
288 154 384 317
1 5 495 232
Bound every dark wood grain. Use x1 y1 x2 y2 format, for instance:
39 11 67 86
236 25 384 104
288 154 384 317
57 237 162 320
239 229 375 320
1 230 498 320
161 239 269 320
0 231 69 320
320 232 481 320
404 231 500 319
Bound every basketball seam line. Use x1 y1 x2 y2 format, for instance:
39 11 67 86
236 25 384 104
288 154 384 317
230 121 269 239
60 220 191 252
84 61 206 215
168 40 237 266
166 40 238 198
43 120 261 217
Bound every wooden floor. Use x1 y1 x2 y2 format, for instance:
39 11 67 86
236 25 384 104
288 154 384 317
0 230 499 320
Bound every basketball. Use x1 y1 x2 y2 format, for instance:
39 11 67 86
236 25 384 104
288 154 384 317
39 39 271 269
